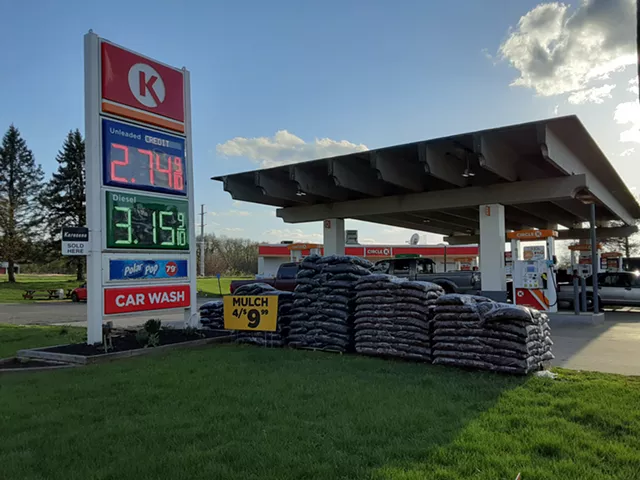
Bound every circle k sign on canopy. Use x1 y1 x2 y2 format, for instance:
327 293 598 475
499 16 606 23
101 42 185 132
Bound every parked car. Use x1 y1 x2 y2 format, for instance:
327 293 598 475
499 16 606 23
557 271 640 308
229 263 299 294
71 283 87 302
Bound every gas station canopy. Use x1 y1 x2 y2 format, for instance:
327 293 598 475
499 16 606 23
213 115 640 241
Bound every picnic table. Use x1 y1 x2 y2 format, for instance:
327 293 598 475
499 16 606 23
22 289 72 300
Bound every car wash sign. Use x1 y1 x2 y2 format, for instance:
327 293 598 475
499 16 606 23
104 284 190 314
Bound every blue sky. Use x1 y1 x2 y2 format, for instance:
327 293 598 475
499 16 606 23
1 0 638 245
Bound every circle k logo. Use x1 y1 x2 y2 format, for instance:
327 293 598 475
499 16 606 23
128 63 166 108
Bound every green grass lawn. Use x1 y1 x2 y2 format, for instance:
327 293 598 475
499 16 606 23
196 276 251 296
0 274 250 303
1 340 639 479
0 324 86 358
0 274 81 303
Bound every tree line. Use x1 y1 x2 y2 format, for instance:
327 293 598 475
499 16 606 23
0 125 259 283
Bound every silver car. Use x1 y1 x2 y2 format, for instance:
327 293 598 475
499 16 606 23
558 272 640 308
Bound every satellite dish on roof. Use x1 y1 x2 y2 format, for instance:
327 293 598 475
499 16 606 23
410 233 420 245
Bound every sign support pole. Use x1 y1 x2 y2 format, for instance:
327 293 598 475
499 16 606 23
184 67 198 328
84 31 104 345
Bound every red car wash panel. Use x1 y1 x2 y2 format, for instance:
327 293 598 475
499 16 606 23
104 284 190 315
101 42 185 123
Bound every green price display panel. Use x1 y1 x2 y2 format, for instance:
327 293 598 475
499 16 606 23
106 191 189 250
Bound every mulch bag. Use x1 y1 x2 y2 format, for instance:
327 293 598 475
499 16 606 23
233 282 277 296
431 295 554 375
317 255 372 269
353 274 443 363
287 255 372 352
199 300 225 329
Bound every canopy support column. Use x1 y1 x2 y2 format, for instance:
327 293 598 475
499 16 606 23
323 219 345 256
479 204 507 301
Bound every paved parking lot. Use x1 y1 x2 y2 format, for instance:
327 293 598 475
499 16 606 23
0 299 211 329
551 309 640 376
2 301 639 375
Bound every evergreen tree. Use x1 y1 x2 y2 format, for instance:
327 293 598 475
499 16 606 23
42 130 86 281
0 125 45 282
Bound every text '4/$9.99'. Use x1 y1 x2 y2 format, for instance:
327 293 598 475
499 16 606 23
231 308 269 328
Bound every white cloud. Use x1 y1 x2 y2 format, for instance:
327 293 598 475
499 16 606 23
614 101 640 144
629 77 639 95
216 130 368 168
567 84 616 104
553 104 559 115
222 227 244 233
262 228 322 242
620 147 636 157
210 210 251 217
498 0 636 97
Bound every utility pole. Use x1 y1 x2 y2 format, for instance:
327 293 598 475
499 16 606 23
199 204 206 277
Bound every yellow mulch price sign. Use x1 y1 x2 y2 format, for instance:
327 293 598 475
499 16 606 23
223 296 279 331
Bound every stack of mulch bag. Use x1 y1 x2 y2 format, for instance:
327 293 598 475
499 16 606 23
352 274 444 362
431 294 554 374
199 300 224 329
288 254 372 352
232 283 291 347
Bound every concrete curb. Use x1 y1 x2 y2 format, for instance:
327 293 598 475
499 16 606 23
548 312 605 326
17 334 234 365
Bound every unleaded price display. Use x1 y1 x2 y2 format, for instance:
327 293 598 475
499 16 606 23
105 191 189 250
102 118 187 196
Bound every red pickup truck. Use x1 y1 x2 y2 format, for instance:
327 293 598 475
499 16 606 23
229 263 299 294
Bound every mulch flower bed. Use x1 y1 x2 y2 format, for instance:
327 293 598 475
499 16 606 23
40 328 231 357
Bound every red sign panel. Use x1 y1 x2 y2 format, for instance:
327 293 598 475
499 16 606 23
101 42 185 123
104 284 190 315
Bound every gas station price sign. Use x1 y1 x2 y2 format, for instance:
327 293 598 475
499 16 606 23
102 118 187 196
106 191 189 250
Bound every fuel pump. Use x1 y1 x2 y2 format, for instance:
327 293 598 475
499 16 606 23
508 230 558 313
601 252 623 273
569 243 602 278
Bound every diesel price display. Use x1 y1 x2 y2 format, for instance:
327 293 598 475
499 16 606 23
106 191 189 250
102 118 187 196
